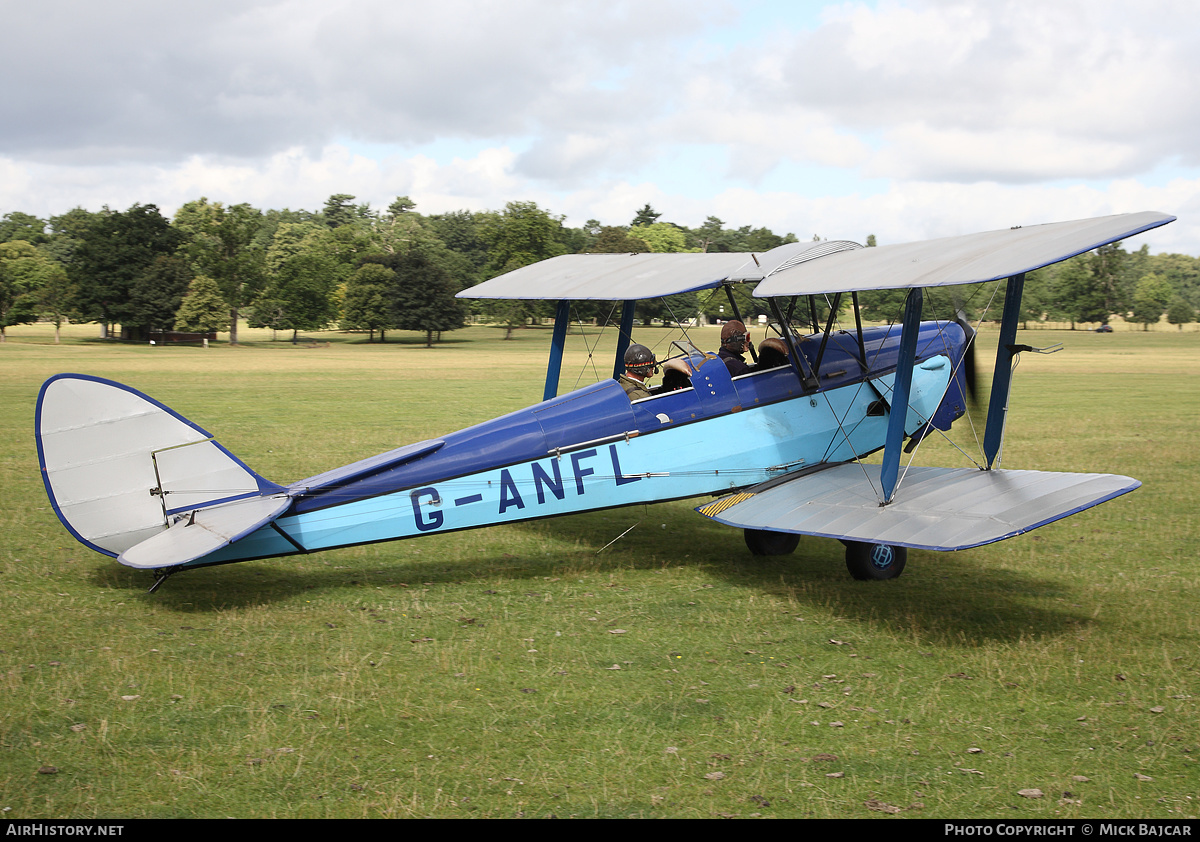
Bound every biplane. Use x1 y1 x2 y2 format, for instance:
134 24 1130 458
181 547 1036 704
35 211 1174 591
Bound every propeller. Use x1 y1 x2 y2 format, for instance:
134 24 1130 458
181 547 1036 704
954 306 980 409
904 304 981 454
952 304 991 457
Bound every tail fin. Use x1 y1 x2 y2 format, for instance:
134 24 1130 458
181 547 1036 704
36 374 284 564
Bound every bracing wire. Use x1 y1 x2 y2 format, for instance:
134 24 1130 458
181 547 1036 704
568 301 620 392
890 280 1005 493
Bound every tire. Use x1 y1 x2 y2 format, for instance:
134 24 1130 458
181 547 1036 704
844 541 907 580
744 528 801 556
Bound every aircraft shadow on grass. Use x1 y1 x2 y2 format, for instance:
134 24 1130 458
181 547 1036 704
88 508 1086 644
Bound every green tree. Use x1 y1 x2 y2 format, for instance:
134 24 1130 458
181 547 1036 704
427 210 493 294
629 223 689 253
1123 243 1152 298
1147 252 1200 309
253 251 341 342
390 247 468 347
314 220 383 269
38 260 76 344
1051 255 1107 327
1019 268 1054 328
1166 294 1195 330
694 216 729 252
742 226 797 252
358 236 468 347
631 204 662 227
341 263 397 341
0 212 49 245
174 275 230 334
71 204 184 336
1088 242 1128 320
265 221 326 274
478 202 568 338
128 255 194 335
43 208 99 274
591 226 650 254
175 199 266 344
323 194 371 229
574 218 604 251
481 201 568 271
362 203 429 257
388 196 416 215
1130 272 1173 330
256 207 322 255
32 209 96 342
0 240 45 340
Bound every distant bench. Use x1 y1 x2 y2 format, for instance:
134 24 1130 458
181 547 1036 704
148 330 217 346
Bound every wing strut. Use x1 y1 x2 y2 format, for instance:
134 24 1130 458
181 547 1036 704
612 300 636 380
850 292 868 371
768 298 818 389
810 292 844 375
544 299 571 401
983 274 1025 469
881 288 923 503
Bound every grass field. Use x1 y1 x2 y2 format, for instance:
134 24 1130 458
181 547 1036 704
1 321 1197 819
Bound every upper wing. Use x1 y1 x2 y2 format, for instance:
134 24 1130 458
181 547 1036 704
753 212 1175 297
457 212 1173 301
457 241 860 300
697 463 1140 551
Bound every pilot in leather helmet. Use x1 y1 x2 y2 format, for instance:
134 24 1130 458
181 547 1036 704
718 320 754 376
618 344 657 400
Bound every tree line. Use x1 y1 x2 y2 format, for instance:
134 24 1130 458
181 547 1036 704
1022 243 1199 330
1 197 1197 345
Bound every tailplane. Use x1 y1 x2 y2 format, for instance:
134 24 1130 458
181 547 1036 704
36 374 285 565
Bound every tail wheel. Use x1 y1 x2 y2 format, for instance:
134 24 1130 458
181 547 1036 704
844 541 907 580
744 528 800 556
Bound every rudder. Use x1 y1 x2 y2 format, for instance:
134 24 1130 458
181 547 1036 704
36 374 282 558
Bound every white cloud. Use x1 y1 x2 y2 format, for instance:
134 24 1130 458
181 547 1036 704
2 0 1199 254
1 0 721 161
726 0 1200 183
867 126 1142 183
703 177 1196 255
834 0 993 74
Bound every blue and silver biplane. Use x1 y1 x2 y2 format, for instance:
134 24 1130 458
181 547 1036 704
35 212 1174 591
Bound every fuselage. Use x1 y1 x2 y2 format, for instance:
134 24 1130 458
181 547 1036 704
190 321 968 569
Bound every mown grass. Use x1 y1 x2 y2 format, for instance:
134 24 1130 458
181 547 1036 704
1 322 1197 818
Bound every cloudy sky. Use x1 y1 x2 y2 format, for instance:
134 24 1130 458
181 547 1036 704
4 0 1199 253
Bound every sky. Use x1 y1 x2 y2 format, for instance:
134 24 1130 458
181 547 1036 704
3 0 1200 254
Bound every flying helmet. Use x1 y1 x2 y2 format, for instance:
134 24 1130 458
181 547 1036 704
721 319 749 348
623 343 658 374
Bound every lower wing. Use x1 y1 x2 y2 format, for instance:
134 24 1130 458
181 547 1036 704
697 462 1139 551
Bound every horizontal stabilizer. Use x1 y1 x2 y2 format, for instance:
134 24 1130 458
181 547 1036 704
118 494 292 569
697 463 1140 551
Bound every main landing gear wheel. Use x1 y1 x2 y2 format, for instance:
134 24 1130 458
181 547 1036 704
844 541 907 580
744 528 801 556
